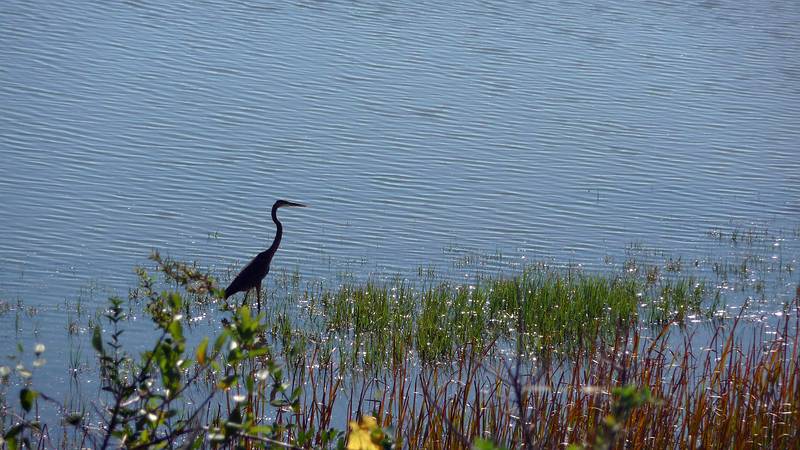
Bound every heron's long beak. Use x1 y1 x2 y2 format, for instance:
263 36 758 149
285 201 307 208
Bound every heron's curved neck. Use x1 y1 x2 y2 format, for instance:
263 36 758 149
268 205 283 252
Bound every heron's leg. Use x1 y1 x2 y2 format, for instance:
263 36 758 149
241 289 250 307
256 281 262 312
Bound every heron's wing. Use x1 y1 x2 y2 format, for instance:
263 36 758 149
224 254 267 298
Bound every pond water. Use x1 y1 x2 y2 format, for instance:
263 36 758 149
1 0 799 390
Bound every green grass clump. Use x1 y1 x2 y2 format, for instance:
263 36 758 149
644 277 705 324
317 269 642 364
490 272 640 353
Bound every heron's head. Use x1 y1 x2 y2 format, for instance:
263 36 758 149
274 199 307 209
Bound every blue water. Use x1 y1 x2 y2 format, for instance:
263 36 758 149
1 0 799 390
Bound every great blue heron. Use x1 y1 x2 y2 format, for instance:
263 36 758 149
224 199 306 308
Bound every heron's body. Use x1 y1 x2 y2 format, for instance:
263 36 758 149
224 199 305 307
223 249 274 300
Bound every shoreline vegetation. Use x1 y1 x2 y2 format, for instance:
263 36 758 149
1 251 798 449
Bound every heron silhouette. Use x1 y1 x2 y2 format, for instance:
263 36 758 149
224 199 306 308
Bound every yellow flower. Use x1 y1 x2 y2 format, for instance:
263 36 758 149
346 415 383 450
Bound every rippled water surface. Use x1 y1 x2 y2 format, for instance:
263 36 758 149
1 0 799 381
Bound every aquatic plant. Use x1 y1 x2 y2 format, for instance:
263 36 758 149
0 254 321 449
1 254 797 449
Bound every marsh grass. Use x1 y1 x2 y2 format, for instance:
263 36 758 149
1 252 797 449
249 291 799 449
282 268 706 368
231 265 797 449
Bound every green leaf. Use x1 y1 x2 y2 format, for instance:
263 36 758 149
213 333 227 353
208 430 226 442
4 424 23 440
196 337 209 366
169 292 182 310
20 388 38 412
248 425 274 435
226 408 243 429
239 306 251 323
269 399 289 408
247 348 268 358
245 375 254 393
92 325 103 353
473 438 507 450
65 413 83 426
290 386 303 401
218 375 237 389
168 319 184 342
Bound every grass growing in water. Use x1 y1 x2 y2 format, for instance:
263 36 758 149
1 253 795 449
296 269 699 367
